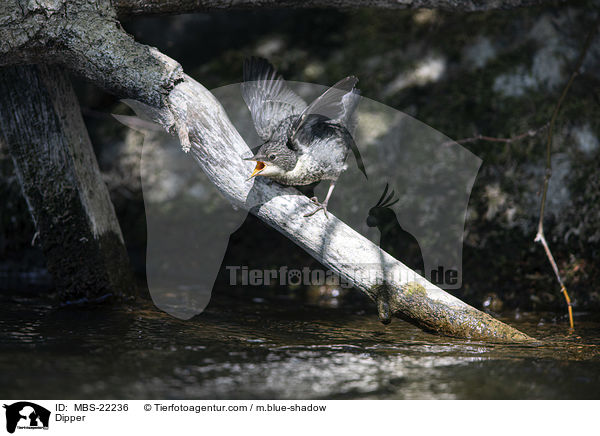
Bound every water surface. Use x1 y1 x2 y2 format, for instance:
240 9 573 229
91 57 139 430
1 289 599 399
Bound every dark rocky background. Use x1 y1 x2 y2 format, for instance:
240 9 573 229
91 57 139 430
1 4 599 313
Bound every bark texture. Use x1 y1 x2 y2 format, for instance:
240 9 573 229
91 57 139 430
0 0 183 108
112 0 564 16
0 65 135 300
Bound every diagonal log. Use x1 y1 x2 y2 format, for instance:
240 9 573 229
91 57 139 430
129 75 534 342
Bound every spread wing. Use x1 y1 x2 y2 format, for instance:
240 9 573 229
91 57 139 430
241 57 307 141
291 76 365 177
292 76 359 137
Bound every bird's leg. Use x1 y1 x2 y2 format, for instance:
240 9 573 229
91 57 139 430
304 180 336 218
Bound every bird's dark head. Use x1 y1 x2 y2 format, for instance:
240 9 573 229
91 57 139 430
244 139 298 179
367 184 399 228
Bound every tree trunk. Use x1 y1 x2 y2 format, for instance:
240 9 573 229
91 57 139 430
0 0 183 108
0 65 135 301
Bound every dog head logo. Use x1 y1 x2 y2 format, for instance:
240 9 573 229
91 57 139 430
3 402 50 434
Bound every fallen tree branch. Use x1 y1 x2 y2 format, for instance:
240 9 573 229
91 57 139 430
123 74 534 342
112 0 566 16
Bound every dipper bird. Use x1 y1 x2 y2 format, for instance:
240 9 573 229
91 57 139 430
242 57 365 217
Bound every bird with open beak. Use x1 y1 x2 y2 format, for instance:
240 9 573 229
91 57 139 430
241 57 364 217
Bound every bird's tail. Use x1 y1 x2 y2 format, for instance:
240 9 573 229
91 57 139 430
344 129 367 179
341 89 367 179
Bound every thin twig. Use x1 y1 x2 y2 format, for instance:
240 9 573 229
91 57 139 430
535 18 599 330
441 123 549 147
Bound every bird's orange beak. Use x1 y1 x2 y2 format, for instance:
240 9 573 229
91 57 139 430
249 161 265 178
